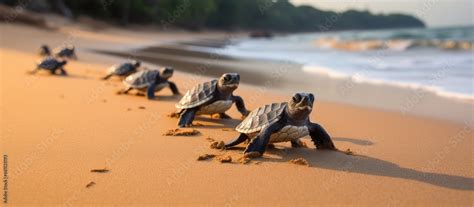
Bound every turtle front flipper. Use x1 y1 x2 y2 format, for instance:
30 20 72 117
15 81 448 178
231 95 249 117
244 122 284 156
309 122 336 150
147 81 159 100
168 81 181 95
225 133 249 148
71 53 78 60
178 108 198 127
101 74 113 80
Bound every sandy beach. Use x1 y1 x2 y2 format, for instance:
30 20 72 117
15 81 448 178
1 20 473 207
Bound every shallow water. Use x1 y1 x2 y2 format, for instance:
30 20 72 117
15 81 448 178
217 26 474 100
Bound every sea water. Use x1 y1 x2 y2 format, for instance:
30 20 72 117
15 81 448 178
220 26 474 100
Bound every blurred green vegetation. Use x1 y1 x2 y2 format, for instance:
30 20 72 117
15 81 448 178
2 0 425 31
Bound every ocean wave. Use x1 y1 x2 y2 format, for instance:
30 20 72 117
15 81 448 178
302 65 474 101
314 38 474 51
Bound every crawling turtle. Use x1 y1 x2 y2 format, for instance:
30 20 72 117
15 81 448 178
118 67 180 99
175 73 249 127
30 57 68 76
39 45 77 60
102 60 141 80
54 45 77 60
225 93 336 157
38 44 51 56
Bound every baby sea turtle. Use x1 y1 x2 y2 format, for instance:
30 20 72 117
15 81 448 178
102 60 141 80
39 45 77 60
38 44 51 56
225 93 336 157
54 45 77 60
118 67 180 100
30 57 68 75
175 73 249 127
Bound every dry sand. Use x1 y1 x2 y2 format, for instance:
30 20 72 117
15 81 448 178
1 21 473 206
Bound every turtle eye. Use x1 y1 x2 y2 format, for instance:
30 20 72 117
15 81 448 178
308 93 314 102
223 75 230 82
292 94 301 103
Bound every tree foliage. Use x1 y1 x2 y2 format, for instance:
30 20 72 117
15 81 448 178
2 0 425 31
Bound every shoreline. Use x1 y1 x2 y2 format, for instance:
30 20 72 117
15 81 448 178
98 40 473 124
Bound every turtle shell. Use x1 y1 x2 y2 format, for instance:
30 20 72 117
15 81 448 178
54 47 73 57
175 80 217 109
236 102 287 134
38 57 60 70
107 63 134 76
123 70 160 89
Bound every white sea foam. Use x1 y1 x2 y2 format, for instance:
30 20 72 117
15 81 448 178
199 26 474 100
302 64 474 101
301 65 348 79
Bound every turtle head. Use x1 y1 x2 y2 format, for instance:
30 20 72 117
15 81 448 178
132 60 141 68
60 60 68 66
288 93 314 120
160 67 174 79
40 45 51 56
69 46 78 59
41 44 50 51
217 73 240 94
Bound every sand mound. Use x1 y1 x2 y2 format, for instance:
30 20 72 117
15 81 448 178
197 154 216 161
210 141 225 149
216 155 232 163
288 158 309 166
163 128 200 136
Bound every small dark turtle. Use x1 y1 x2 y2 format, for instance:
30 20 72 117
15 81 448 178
118 67 180 99
30 57 68 76
175 73 249 127
225 93 336 157
54 45 77 60
102 60 141 80
38 44 51 56
38 45 77 60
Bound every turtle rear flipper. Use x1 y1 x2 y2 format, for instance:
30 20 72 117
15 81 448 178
102 73 113 80
58 67 68 76
29 67 40 75
290 139 304 148
225 133 249 148
244 121 284 155
178 108 197 127
117 87 132 95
